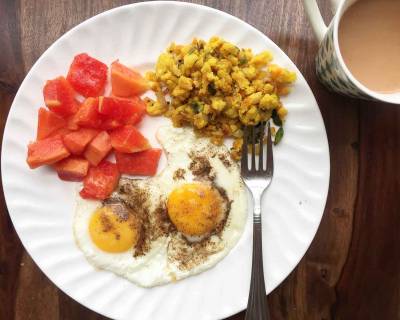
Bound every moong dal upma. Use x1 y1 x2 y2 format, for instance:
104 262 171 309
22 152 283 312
144 37 296 159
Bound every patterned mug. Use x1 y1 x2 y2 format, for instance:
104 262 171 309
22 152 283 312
303 0 400 104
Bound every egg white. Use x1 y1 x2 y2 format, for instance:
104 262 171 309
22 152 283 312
74 124 247 287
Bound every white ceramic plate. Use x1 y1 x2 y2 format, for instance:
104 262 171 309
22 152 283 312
1 2 330 320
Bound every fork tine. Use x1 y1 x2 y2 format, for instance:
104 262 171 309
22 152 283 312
266 122 274 176
258 121 265 171
250 126 256 171
241 126 248 172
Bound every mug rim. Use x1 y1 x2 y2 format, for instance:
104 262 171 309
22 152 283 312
332 0 400 104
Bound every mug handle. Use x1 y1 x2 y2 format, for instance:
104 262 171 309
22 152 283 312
302 0 342 43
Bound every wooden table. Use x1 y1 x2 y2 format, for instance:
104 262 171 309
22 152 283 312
1 0 399 319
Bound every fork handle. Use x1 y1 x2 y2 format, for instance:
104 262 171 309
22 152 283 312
245 208 270 320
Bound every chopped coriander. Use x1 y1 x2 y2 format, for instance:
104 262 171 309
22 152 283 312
207 82 217 95
239 57 248 66
191 101 202 113
274 127 284 145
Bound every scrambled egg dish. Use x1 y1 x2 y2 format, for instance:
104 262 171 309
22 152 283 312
145 37 296 159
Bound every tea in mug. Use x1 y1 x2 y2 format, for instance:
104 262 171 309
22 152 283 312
339 0 400 93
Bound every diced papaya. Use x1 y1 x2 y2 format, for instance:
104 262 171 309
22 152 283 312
36 107 66 140
125 96 146 125
27 135 70 169
84 131 112 166
63 128 99 155
67 53 108 97
66 115 79 130
43 77 78 117
48 127 72 138
72 97 103 128
99 118 123 131
109 125 150 153
98 96 146 124
98 109 144 130
115 149 162 176
80 161 120 200
54 157 89 181
111 60 148 97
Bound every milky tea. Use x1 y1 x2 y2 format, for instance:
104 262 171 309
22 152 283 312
338 0 400 93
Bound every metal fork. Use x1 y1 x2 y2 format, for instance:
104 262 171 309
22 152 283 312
242 121 273 320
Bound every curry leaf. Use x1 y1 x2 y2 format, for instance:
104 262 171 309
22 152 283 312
272 109 282 126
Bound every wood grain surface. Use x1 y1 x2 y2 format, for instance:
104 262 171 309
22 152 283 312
0 0 399 319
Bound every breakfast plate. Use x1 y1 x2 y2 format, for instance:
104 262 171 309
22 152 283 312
1 2 330 320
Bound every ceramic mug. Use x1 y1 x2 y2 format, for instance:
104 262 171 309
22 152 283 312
303 0 400 104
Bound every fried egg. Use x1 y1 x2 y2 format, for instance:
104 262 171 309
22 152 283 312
74 124 247 287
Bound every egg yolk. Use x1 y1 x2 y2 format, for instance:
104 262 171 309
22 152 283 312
89 206 140 253
167 183 225 237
